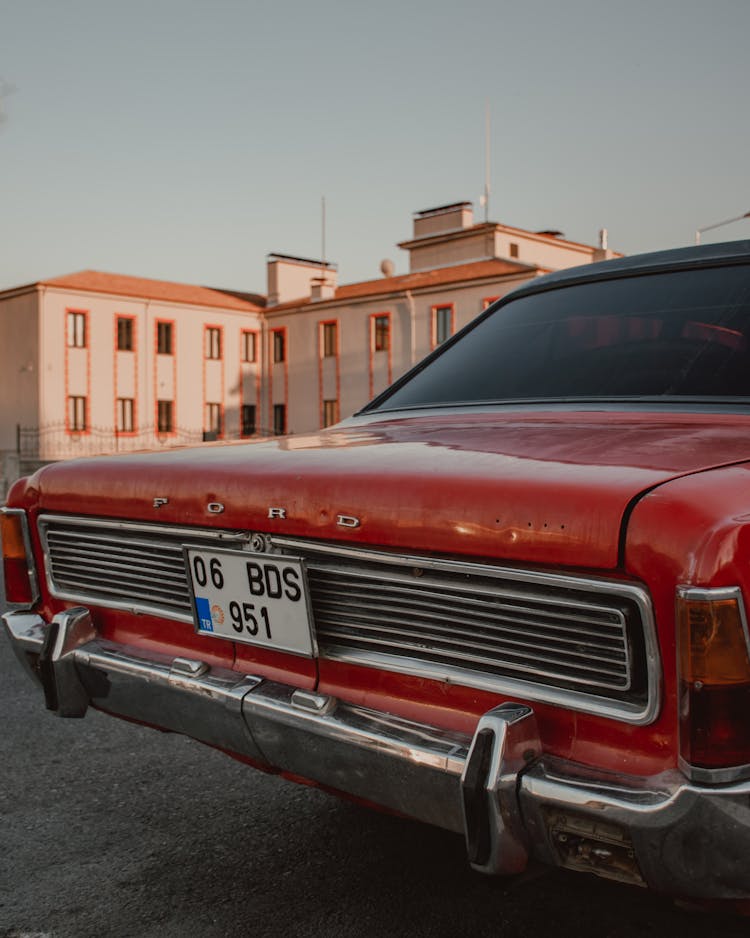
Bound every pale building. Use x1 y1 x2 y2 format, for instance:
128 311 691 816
0 202 617 493
0 272 264 480
262 202 616 433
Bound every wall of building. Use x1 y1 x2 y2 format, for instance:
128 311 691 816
35 287 263 458
407 231 498 272
266 272 533 434
0 288 40 449
492 231 596 269
0 204 616 461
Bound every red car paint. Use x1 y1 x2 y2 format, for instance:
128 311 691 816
12 408 750 778
11 243 750 903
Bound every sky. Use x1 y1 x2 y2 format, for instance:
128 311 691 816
1 0 749 294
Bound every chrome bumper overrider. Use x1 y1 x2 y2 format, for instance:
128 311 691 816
6 607 750 900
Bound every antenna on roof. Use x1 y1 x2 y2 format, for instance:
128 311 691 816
321 196 326 274
479 100 491 223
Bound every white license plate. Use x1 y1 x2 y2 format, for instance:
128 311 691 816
185 547 315 657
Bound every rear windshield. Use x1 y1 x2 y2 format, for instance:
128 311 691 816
370 264 750 410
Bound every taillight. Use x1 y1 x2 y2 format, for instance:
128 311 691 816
677 587 750 775
0 508 37 605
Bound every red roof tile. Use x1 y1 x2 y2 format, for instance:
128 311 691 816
39 270 263 312
268 258 537 311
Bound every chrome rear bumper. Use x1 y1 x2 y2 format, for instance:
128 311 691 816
6 606 750 901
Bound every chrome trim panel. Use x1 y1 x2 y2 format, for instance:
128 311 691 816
38 514 250 623
273 537 660 725
321 645 653 725
306 565 633 688
1 507 40 608
36 516 660 724
39 513 250 543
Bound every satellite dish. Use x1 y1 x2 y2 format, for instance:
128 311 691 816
380 258 395 277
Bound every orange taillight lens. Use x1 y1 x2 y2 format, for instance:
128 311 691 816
677 589 750 771
0 509 36 605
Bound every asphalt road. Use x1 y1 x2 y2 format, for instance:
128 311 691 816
1 571 749 936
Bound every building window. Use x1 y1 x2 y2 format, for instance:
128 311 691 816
323 399 338 428
241 404 256 437
68 396 87 431
67 312 87 348
242 331 257 363
205 403 223 437
433 305 453 347
482 296 500 310
322 322 337 357
273 403 286 435
116 398 134 432
157 321 174 355
509 242 519 259
116 317 134 351
205 327 222 360
374 315 390 352
272 330 285 363
157 400 174 433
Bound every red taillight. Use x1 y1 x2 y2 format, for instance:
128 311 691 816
677 588 750 772
0 509 36 605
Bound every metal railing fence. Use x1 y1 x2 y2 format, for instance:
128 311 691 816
16 423 275 461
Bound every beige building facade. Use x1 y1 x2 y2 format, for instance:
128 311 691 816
0 202 617 491
262 203 616 434
0 273 264 469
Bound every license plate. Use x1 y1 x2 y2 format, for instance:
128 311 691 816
184 547 316 657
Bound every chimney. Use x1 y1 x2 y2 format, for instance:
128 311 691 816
310 271 337 301
266 254 338 306
412 202 474 239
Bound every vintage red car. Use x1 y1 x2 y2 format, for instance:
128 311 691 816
5 240 750 905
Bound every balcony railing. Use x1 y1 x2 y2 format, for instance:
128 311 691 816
16 423 274 462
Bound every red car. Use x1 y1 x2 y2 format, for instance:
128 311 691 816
5 240 750 905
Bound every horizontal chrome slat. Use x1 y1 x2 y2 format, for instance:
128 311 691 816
51 558 187 590
305 556 633 692
319 628 629 689
51 560 185 586
310 580 625 632
310 591 627 650
50 570 188 599
312 608 628 669
306 566 625 625
315 617 629 676
46 532 185 557
37 515 654 718
40 518 210 617
51 567 186 592
48 540 185 567
48 551 188 589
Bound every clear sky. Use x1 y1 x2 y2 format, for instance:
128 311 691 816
2 0 749 294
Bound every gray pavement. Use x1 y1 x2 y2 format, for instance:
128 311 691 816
1 548 749 936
